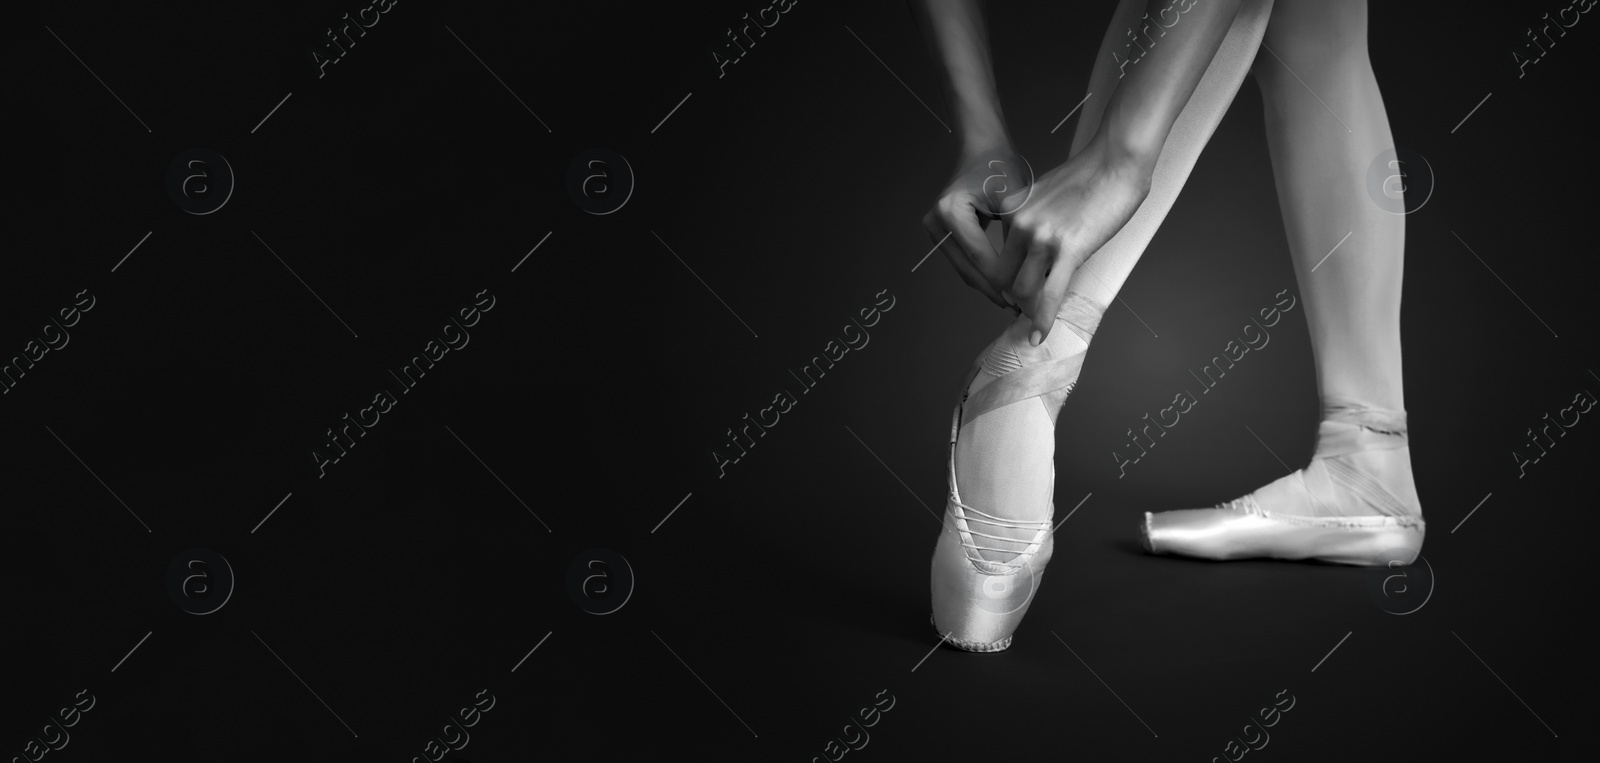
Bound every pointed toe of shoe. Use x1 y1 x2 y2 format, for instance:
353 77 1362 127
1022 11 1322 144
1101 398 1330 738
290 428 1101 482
1143 505 1426 564
1142 507 1284 561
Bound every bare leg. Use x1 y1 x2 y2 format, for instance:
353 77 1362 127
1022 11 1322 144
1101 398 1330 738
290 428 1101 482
1061 0 1276 307
934 0 1285 651
1140 0 1423 565
953 0 1276 558
1256 0 1405 413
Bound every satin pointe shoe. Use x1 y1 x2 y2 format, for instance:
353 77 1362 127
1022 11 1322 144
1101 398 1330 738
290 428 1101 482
1140 401 1424 566
929 292 1105 652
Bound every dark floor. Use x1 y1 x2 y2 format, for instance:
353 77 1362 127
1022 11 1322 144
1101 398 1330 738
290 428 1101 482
2 1 1594 760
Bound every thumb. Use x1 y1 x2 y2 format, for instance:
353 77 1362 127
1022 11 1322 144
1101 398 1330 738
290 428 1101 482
1023 250 1080 347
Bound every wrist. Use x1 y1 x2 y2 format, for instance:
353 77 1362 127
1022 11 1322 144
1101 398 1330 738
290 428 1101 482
1083 131 1156 197
1086 126 1159 186
957 126 1013 165
1094 101 1168 177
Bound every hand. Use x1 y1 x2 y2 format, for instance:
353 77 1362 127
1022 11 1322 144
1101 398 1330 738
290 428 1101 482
922 146 1034 311
1003 136 1153 345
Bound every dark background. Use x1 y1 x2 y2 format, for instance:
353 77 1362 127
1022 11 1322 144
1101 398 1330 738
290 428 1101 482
3 1 1594 760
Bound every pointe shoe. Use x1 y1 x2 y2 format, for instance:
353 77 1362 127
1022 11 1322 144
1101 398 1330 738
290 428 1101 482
929 292 1105 651
1141 402 1424 566
930 405 1055 651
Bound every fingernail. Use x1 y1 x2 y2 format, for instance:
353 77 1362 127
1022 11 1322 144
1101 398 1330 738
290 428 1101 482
1030 330 1042 347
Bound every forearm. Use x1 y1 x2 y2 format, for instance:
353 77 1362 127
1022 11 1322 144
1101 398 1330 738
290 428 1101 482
911 0 1010 159
1094 0 1245 171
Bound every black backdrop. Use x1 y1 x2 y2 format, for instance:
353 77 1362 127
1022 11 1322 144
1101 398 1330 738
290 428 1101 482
3 1 1595 760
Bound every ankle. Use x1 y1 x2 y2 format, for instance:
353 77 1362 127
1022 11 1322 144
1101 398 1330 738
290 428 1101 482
1320 397 1407 437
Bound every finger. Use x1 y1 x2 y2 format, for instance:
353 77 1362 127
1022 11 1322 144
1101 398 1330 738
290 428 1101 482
942 200 1009 297
1012 237 1080 346
1028 252 1079 347
926 213 1008 309
940 235 1010 309
994 216 1028 297
990 220 1025 311
999 218 1032 295
1009 233 1052 306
